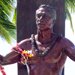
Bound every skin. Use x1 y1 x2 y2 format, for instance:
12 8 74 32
0 5 75 75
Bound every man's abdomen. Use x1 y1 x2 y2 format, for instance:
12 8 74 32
29 63 63 75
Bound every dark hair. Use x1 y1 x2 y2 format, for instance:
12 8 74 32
37 4 56 20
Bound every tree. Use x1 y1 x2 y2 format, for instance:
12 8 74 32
0 0 17 43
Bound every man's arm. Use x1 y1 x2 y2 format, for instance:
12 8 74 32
0 51 21 65
62 38 75 61
64 46 75 61
0 38 32 65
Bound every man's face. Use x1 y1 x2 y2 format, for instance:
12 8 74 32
36 7 54 31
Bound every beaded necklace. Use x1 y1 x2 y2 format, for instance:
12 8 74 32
31 34 59 57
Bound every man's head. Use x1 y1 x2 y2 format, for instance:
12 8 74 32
36 4 56 31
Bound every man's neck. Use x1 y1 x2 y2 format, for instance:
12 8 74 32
37 28 53 44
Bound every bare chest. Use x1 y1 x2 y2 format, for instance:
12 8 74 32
27 42 66 75
28 42 63 64
28 45 63 75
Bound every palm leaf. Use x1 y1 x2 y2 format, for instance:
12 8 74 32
0 0 14 17
0 0 16 43
66 0 75 12
65 5 74 32
12 8 17 25
0 25 11 43
65 0 75 32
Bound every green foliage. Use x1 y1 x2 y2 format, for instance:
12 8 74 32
65 0 75 32
12 8 17 25
0 0 16 43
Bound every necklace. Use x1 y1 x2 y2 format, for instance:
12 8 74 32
31 34 59 57
36 47 50 57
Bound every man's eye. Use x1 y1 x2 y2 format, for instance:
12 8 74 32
44 15 51 19
43 14 47 18
36 14 41 18
36 14 51 19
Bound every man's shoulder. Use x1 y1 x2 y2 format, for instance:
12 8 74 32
58 35 74 47
18 38 32 45
18 34 37 46
54 33 69 44
53 33 63 42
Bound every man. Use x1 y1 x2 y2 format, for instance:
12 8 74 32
0 4 75 75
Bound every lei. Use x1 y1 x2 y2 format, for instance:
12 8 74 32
0 65 6 75
14 44 34 64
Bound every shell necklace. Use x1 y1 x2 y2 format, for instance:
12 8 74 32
31 34 58 57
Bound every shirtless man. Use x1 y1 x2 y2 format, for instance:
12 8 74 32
0 4 75 75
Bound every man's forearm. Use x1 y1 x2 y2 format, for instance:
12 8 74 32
0 51 21 65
